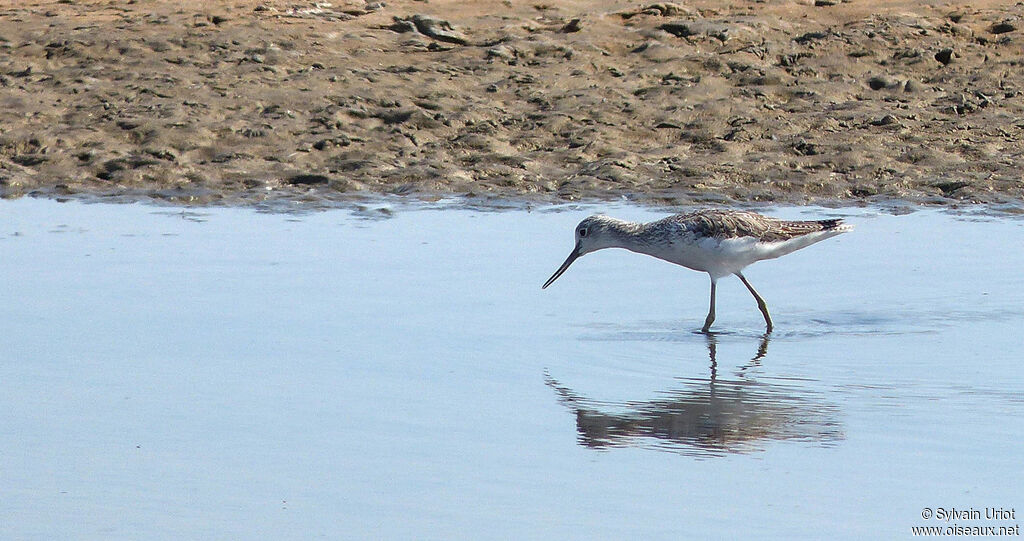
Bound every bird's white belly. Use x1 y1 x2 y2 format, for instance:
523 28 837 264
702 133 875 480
639 236 768 278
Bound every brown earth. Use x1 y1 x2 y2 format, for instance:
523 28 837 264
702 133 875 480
1 0 1023 207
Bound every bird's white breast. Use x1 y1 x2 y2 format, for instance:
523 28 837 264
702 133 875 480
632 234 776 279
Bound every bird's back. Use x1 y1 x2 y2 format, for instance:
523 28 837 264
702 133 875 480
662 209 848 242
637 210 851 276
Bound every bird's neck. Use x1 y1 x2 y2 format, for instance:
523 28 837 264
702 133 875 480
600 219 647 251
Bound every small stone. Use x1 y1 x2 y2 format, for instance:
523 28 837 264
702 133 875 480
560 18 582 33
934 48 954 65
11 154 47 167
850 185 879 197
814 0 838 6
642 3 688 17
427 42 454 52
990 22 1015 34
287 174 330 185
618 3 693 18
387 19 416 33
485 45 516 61
374 109 414 124
867 75 899 90
794 31 829 45
793 140 819 156
659 21 729 42
410 14 469 45
933 180 970 195
144 148 176 161
871 114 898 126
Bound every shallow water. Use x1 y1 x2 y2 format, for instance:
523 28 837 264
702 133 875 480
1 199 1022 539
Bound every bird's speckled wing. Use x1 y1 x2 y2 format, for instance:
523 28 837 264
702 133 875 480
664 210 844 242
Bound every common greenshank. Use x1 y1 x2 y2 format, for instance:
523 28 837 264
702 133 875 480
542 209 852 333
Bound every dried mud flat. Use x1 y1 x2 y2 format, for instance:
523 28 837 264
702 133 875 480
1 0 1023 207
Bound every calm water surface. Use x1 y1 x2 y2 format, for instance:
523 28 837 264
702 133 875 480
1 199 1021 539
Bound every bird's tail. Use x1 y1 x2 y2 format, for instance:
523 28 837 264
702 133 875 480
760 218 852 260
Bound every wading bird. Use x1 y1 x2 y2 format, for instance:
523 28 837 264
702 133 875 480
542 209 852 333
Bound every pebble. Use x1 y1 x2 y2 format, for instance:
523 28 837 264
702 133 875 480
287 174 330 185
560 18 582 33
867 75 900 90
486 45 516 61
386 14 469 45
990 22 1016 34
658 21 729 42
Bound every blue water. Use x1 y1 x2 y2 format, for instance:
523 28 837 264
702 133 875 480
1 199 1021 539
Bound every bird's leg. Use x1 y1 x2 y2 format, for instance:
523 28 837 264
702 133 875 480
735 272 773 333
701 278 717 333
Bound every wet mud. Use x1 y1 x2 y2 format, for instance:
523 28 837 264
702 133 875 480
1 0 1023 207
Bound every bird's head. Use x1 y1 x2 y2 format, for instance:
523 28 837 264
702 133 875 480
542 215 622 289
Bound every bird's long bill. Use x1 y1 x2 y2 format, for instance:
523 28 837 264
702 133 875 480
542 244 581 289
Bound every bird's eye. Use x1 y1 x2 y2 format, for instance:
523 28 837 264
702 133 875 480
578 227 588 238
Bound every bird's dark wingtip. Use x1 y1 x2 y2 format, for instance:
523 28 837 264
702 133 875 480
818 218 844 230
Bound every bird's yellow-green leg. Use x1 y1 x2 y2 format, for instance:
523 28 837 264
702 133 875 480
702 278 717 333
736 271 773 333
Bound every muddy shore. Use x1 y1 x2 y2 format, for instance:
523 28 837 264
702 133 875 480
1 0 1022 207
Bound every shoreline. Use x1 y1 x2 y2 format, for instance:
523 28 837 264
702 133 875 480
12 185 1024 219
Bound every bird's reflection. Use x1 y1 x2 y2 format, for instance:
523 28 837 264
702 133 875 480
546 333 843 457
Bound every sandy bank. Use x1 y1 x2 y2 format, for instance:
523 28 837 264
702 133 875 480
1 0 1022 207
